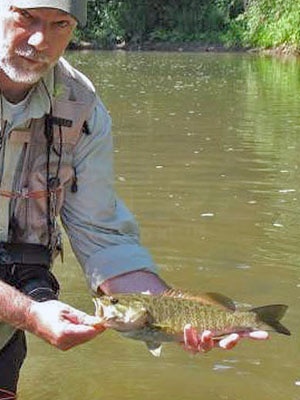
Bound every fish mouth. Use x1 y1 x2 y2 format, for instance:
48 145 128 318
93 299 120 323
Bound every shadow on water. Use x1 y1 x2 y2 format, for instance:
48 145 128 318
20 52 300 399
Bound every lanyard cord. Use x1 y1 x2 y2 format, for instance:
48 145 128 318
44 105 54 250
41 79 63 253
0 93 8 151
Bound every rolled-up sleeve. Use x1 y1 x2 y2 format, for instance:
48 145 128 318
60 97 157 292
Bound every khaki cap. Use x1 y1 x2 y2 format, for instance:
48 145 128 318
11 0 88 26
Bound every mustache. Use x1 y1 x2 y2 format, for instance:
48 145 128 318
15 46 50 63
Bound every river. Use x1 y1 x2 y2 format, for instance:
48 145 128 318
20 51 300 400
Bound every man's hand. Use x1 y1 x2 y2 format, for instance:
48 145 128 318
26 300 105 351
183 324 269 354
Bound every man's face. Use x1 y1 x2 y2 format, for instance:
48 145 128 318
0 4 77 85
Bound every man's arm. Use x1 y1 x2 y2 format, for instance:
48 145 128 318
0 281 104 351
61 100 268 353
99 270 169 295
0 280 32 329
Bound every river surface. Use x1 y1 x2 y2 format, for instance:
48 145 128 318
20 51 300 400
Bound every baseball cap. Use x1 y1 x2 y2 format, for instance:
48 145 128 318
11 0 88 26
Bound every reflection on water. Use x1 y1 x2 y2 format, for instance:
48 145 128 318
20 52 300 400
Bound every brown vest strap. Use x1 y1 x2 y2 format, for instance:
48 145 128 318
0 188 62 199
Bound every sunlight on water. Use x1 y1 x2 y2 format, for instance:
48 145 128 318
20 52 300 400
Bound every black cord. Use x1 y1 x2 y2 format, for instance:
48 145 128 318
41 79 63 252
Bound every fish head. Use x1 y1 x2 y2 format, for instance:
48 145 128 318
93 295 149 331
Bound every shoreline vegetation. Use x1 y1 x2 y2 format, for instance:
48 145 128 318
72 0 300 57
69 40 300 57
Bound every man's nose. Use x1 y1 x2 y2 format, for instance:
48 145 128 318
27 30 49 51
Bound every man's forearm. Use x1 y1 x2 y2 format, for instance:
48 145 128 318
0 280 104 350
99 271 169 295
0 280 33 330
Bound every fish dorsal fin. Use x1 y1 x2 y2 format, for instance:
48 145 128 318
145 342 162 357
162 289 236 311
162 288 190 299
202 292 236 311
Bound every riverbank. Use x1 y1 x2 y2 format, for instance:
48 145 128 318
69 40 244 52
69 40 300 57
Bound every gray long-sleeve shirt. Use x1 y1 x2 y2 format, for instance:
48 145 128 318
0 58 157 293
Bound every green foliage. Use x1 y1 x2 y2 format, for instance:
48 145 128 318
76 0 238 46
74 1 125 48
239 0 300 49
74 0 300 51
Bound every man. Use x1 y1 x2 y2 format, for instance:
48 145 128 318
0 1 267 397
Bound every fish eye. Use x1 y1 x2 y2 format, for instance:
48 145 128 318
110 297 119 305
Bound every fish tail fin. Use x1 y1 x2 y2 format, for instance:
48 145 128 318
251 304 291 336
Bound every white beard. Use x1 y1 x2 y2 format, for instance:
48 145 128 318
0 45 53 84
0 59 43 84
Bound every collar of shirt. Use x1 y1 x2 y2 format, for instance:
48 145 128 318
1 66 54 130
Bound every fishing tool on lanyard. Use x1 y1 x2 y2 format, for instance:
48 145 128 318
41 79 64 260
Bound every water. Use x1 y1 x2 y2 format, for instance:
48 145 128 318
20 51 300 399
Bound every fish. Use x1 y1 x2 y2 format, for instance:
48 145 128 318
93 289 291 356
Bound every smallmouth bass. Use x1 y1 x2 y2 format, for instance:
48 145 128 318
93 290 290 356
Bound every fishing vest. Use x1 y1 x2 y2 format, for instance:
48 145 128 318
0 58 98 261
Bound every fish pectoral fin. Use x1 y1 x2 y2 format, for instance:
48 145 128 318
145 341 162 357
